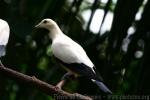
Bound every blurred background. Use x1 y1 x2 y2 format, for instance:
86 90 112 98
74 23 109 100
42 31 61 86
0 0 150 99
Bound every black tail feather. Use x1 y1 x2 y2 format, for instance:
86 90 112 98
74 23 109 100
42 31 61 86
91 79 112 94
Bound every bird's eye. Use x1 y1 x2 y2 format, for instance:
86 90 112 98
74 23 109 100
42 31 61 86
43 20 47 24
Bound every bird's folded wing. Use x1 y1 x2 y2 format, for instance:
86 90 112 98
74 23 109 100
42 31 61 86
52 41 94 68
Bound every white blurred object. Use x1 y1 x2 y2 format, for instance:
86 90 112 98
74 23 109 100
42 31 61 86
0 19 10 57
135 50 143 59
90 9 104 34
127 26 135 36
122 37 130 53
121 68 126 76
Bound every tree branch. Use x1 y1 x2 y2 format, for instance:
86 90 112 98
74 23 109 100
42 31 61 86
0 65 92 100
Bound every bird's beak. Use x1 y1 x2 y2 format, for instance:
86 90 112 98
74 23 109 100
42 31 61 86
35 23 40 28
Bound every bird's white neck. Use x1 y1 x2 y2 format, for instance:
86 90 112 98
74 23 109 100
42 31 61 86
48 24 63 41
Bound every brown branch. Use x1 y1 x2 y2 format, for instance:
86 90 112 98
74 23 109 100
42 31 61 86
0 65 92 100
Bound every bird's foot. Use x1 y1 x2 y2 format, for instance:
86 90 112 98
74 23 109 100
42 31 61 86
56 80 66 89
53 86 60 91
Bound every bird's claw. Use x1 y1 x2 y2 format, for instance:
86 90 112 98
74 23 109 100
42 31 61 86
56 80 66 89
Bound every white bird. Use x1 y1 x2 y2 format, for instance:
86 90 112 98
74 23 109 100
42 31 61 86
35 18 112 94
0 19 10 57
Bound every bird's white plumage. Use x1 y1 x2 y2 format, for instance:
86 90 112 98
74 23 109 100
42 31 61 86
0 19 10 45
52 33 94 68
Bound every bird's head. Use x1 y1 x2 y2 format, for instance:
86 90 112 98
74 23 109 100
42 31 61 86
35 18 62 40
35 18 57 31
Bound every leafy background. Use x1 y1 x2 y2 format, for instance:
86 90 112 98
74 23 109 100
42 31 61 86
0 0 150 99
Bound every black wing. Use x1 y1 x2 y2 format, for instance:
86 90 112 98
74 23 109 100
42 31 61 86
55 56 103 81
